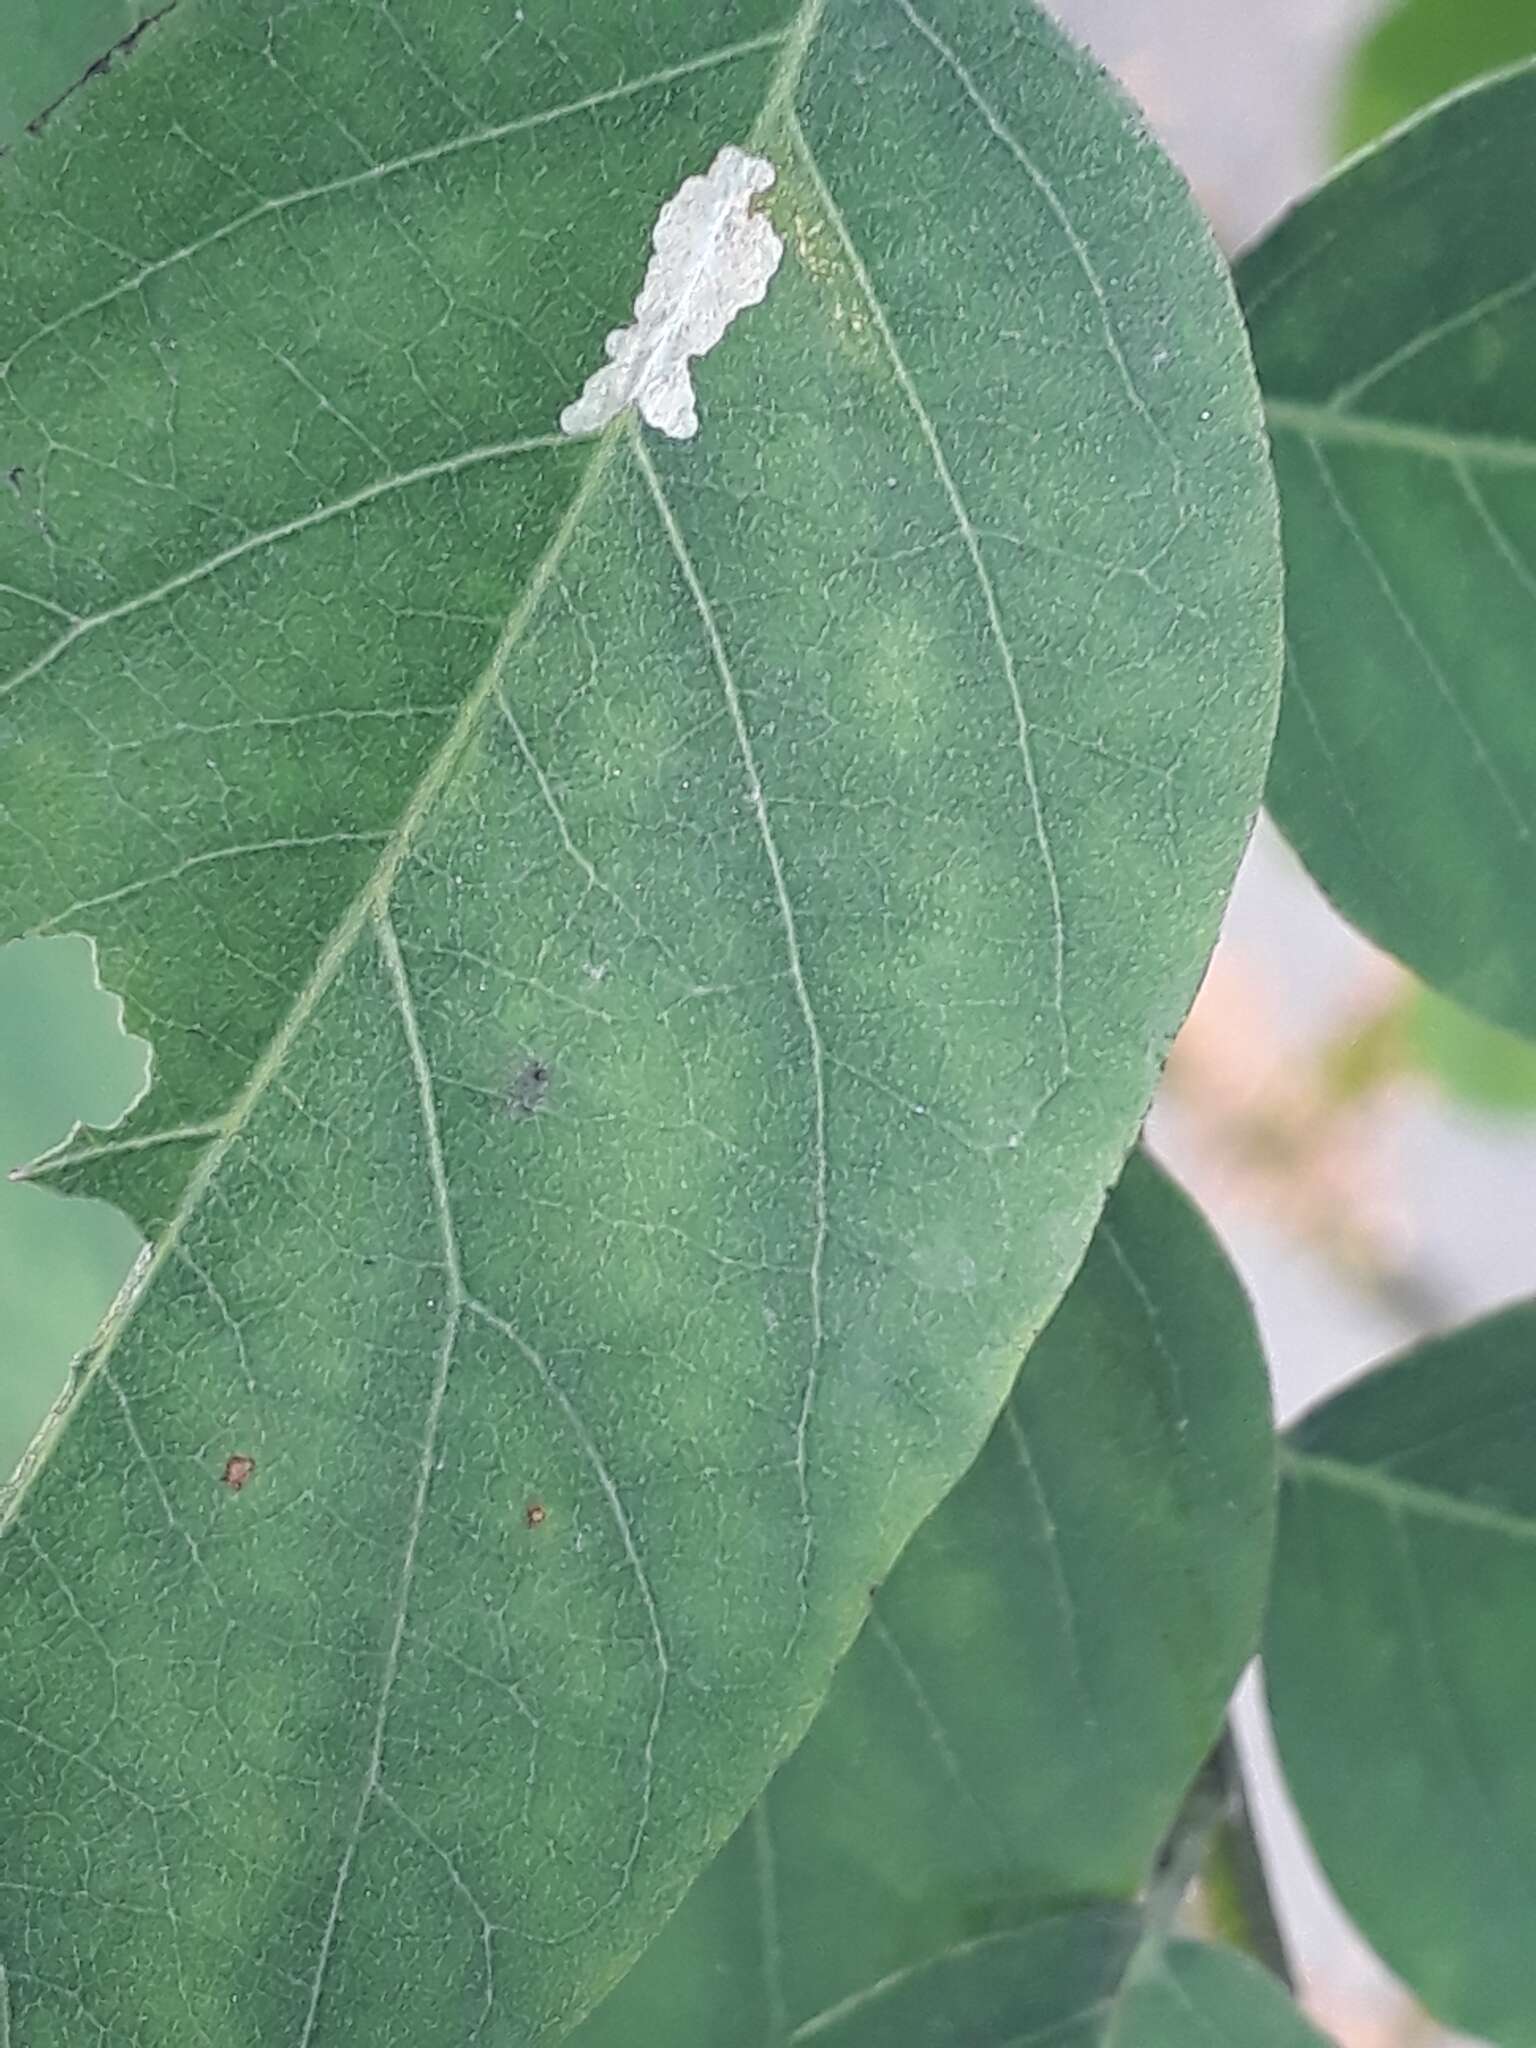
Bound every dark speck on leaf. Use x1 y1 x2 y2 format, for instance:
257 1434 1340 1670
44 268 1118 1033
508 1059 553 1117
221 1454 256 1493
525 1502 547 1528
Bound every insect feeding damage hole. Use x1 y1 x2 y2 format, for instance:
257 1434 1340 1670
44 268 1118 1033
525 1502 547 1529
221 1454 256 1493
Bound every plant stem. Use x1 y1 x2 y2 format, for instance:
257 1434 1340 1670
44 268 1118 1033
1144 1740 1227 1940
1146 1723 1293 1988
1200 1727 1294 1989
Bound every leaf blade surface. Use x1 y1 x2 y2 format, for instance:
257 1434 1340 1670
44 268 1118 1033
0 3 1280 2041
1268 1303 1536 2045
1241 67 1536 1037
570 1156 1275 2045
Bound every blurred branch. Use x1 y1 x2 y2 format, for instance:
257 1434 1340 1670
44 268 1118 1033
1148 1724 1292 1988
1200 1728 1294 1989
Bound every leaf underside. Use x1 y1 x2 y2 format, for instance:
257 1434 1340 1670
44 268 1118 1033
0 1 1279 2042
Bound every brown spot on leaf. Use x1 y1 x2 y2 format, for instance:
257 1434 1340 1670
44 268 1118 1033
221 1454 256 1493
525 1502 547 1529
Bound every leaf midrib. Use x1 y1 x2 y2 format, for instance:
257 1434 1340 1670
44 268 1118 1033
0 0 829 1536
1282 1444 1536 1546
1265 397 1536 473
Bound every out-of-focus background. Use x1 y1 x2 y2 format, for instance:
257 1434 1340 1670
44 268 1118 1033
3 2 1535 2043
1052 4 1536 2044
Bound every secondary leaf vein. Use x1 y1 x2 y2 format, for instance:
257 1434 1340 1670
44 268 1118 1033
297 907 466 2045
1 435 570 702
632 428 828 1617
0 31 791 383
788 110 1072 1076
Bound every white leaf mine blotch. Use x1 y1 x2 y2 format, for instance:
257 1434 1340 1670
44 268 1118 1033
559 146 784 443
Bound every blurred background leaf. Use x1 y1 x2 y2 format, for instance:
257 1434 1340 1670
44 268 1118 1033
1243 64 1536 1044
1402 986 1536 1114
571 1156 1275 2045
1118 1940 1333 2047
1337 0 1536 154
1267 1301 1536 2045
0 937 143 1478
1318 979 1536 1118
714 1911 1331 2046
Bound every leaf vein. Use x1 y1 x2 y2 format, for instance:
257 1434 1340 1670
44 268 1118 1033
1266 397 1536 473
0 31 791 383
1328 261 1536 409
466 1295 670 1928
1452 456 1536 610
1 435 569 703
1303 435 1532 849
0 428 623 1542
633 429 827 1619
890 0 1184 496
788 111 1072 1078
751 1798 788 2046
1001 1402 1093 1721
1283 1445 1536 1543
297 907 466 2046
36 832 392 931
12 1122 223 1184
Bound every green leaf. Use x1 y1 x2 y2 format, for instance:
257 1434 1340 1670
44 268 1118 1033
1337 0 1536 156
1405 984 1536 1113
657 1909 1328 2047
0 938 142 1478
1268 1302 1536 2045
572 1154 1275 2044
0 1 1280 2041
0 0 164 149
1240 65 1536 1040
775 1910 1143 2046
1114 1941 1333 2048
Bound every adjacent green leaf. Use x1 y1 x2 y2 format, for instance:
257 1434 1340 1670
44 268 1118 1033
1241 65 1536 1040
1114 1941 1333 2048
778 1910 1142 2046
0 1 1280 2041
573 1155 1275 2044
1268 1302 1536 2045
0 0 162 149
695 1909 1328 2047
0 938 142 1478
1337 0 1536 155
1405 984 1536 1112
